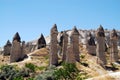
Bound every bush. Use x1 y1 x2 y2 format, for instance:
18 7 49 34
35 69 55 80
35 63 79 80
0 65 30 80
0 65 17 80
80 54 85 59
34 63 89 80
25 63 36 72
37 66 46 71
26 78 34 80
54 63 79 80
13 76 24 80
35 65 56 80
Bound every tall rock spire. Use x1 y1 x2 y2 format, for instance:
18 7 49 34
70 26 80 62
96 25 106 66
50 24 58 66
3 40 12 56
110 29 118 62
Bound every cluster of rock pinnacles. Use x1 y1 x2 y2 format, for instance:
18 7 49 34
3 32 46 63
3 24 119 68
50 24 80 66
49 24 119 67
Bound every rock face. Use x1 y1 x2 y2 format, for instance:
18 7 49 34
25 42 35 53
96 25 107 65
21 41 27 59
71 27 80 62
66 44 76 63
88 33 96 46
58 31 64 56
37 34 46 49
87 33 96 55
3 40 12 56
62 31 68 61
10 32 27 63
10 40 21 62
50 24 58 66
110 29 118 62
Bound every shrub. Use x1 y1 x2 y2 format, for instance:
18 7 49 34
35 63 89 80
26 78 34 80
0 65 30 80
13 76 24 80
35 65 56 80
80 54 85 59
54 63 79 80
44 55 49 59
37 66 46 71
25 63 36 72
35 69 55 80
0 65 17 80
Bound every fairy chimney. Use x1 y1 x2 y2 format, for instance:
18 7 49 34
62 31 68 61
110 29 118 62
96 25 107 65
49 24 58 66
10 32 22 62
3 40 12 56
10 41 21 62
71 26 80 62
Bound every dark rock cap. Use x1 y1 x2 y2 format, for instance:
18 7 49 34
51 24 58 34
13 32 21 42
111 29 118 38
6 40 12 46
22 41 25 45
89 32 92 37
88 33 96 46
37 33 46 49
99 25 104 31
71 26 79 35
96 25 105 37
38 33 46 44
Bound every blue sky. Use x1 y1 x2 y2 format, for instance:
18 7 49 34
0 0 120 46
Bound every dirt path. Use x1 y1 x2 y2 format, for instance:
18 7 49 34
86 71 120 80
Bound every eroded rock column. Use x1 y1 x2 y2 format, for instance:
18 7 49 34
10 32 21 62
71 27 80 62
50 24 58 66
110 29 118 62
62 31 68 61
3 40 12 56
96 25 107 65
